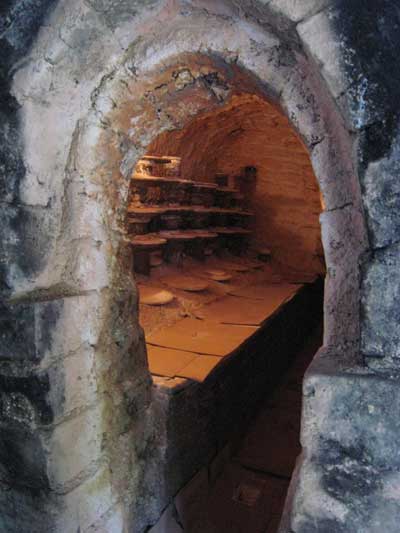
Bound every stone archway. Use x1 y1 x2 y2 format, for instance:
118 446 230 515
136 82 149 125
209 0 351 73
3 1 372 531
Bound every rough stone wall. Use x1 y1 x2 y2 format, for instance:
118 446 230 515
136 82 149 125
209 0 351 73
149 94 324 276
1 0 399 531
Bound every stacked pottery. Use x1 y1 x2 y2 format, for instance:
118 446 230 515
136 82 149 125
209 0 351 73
161 212 182 230
128 214 153 235
190 208 210 229
215 173 229 187
191 183 216 206
164 156 182 177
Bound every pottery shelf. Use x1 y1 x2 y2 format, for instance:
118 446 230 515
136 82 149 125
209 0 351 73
131 173 243 208
128 156 255 274
127 205 253 216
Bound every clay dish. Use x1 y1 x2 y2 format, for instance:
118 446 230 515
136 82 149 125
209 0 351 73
205 269 232 282
139 286 174 305
131 235 167 248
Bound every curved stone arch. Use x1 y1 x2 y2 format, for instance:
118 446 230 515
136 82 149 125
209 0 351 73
7 2 369 531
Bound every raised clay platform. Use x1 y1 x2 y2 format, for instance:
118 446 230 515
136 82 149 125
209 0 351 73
146 283 299 382
144 275 324 526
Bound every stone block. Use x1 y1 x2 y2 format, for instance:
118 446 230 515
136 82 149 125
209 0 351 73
38 292 105 365
280 56 326 150
0 482 53 533
0 421 49 491
0 109 25 206
209 443 231 486
148 503 183 533
322 1 399 131
0 301 36 362
67 236 110 292
288 348 400 532
0 204 55 296
298 9 349 99
301 349 400 465
46 344 98 421
360 126 400 249
91 504 125 533
0 292 105 365
320 206 366 271
310 131 357 212
361 243 400 363
47 406 103 491
268 0 331 23
175 467 209 531
320 206 367 351
56 466 117 532
0 298 65 365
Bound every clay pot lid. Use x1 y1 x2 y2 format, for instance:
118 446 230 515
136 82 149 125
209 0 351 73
204 269 233 282
162 275 209 292
139 286 174 305
131 235 167 248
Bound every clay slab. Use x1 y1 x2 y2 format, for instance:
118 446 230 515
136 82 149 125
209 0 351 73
176 355 221 382
194 295 289 325
228 283 298 302
147 318 258 357
147 345 197 377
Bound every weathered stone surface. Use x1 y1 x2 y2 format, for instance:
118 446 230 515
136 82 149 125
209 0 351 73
360 124 400 250
287 348 400 532
55 466 117 531
320 205 367 355
0 299 62 364
1 0 399 531
47 406 104 491
361 243 400 363
148 503 182 533
0 485 54 533
267 0 331 23
297 9 349 101
299 0 400 132
46 345 98 420
0 204 56 295
0 420 49 490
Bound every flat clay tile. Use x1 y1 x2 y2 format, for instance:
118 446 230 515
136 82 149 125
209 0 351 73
147 317 258 357
161 275 209 292
228 283 298 302
176 355 222 382
147 345 197 377
194 294 290 325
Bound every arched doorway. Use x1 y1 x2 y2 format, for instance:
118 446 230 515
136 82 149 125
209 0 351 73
6 3 368 531
127 87 325 532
